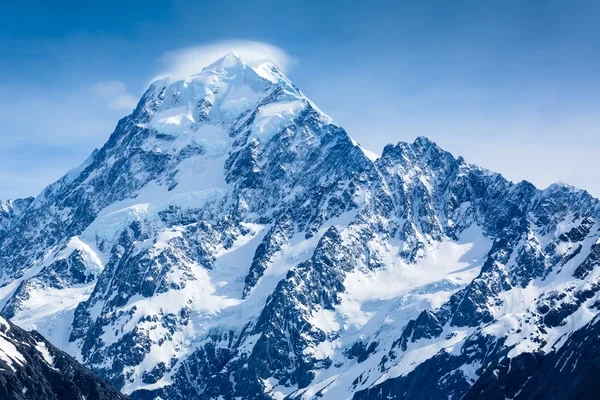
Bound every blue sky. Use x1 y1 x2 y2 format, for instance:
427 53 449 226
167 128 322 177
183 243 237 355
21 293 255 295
1 0 599 197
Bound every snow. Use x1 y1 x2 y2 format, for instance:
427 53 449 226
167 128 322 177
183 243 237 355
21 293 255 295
296 374 342 400
309 308 340 334
118 224 267 394
148 106 195 135
59 149 98 186
253 62 285 84
0 279 28 311
12 284 96 355
204 51 244 74
285 225 492 400
251 100 306 141
305 339 342 360
83 187 226 246
479 227 600 359
35 341 56 368
119 212 362 393
144 52 273 141
383 328 471 380
350 138 379 161
220 84 262 121
0 330 25 372
455 361 482 385
84 204 151 243
285 222 496 399
338 224 491 331
166 188 227 210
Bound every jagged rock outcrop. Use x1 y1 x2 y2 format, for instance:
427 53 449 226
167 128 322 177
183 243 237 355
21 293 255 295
0 315 126 400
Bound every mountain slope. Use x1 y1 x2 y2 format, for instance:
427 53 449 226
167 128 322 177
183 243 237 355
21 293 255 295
0 315 127 400
0 197 33 237
0 52 599 399
459 312 600 400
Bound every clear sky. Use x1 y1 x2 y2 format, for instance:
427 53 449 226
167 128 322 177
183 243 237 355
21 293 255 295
1 0 599 198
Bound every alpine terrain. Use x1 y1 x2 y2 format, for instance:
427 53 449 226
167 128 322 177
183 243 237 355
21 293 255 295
0 314 127 399
1 52 599 399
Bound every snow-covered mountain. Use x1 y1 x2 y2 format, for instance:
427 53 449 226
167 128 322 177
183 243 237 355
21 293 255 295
1 52 599 399
0 197 33 237
0 315 126 399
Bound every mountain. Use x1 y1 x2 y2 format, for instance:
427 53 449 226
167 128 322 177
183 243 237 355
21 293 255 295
0 315 127 400
0 198 33 237
1 52 599 399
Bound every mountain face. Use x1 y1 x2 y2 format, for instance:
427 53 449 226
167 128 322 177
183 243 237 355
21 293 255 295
1 52 599 399
0 315 127 400
0 198 33 237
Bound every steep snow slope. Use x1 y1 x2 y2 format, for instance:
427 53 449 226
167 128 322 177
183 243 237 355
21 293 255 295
0 315 126 400
1 53 599 400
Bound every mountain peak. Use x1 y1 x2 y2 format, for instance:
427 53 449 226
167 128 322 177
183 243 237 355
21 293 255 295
131 52 316 146
381 136 442 158
203 50 245 74
413 135 435 148
227 49 241 58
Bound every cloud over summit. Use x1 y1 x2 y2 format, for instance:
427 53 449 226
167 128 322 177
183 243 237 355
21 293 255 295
154 40 294 81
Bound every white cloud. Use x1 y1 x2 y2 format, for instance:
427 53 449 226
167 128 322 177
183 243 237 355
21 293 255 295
154 40 295 81
91 80 138 112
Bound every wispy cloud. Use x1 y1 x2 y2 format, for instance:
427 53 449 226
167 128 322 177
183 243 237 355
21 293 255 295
91 80 138 112
154 40 295 81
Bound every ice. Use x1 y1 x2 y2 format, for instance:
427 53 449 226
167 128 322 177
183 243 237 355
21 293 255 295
148 106 195 135
220 84 262 121
251 100 306 142
12 284 96 355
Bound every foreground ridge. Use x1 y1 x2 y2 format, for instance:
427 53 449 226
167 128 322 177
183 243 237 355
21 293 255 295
1 53 599 399
0 315 127 400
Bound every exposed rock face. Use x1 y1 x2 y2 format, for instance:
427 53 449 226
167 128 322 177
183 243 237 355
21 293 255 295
0 197 33 237
0 315 127 400
1 53 599 399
